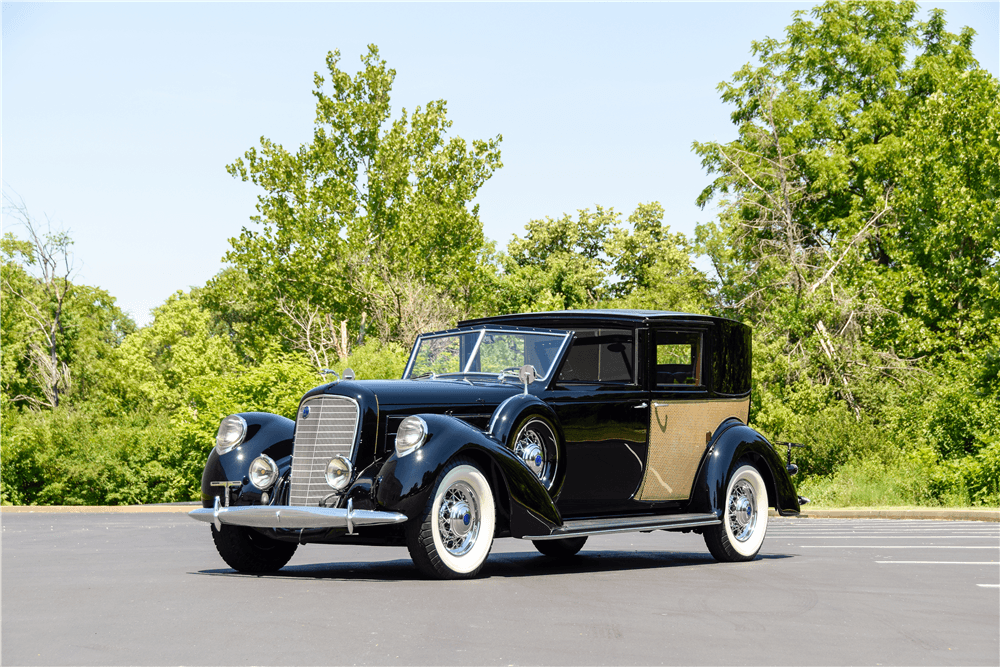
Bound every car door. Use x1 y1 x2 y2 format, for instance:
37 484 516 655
547 327 650 515
632 328 750 502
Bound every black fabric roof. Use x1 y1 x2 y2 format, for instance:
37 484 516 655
459 309 735 327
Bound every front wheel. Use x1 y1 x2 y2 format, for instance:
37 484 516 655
211 524 298 573
406 458 496 579
704 461 769 562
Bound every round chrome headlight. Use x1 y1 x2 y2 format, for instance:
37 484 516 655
215 414 247 455
325 456 353 491
249 454 279 490
395 415 428 458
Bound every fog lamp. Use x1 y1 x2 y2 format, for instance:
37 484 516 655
249 454 279 490
325 456 353 491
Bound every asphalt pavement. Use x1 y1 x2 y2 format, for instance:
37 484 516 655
2 512 997 666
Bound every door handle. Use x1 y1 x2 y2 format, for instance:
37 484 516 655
634 402 648 409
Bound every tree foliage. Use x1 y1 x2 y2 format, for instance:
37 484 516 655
3 26 997 508
214 45 502 366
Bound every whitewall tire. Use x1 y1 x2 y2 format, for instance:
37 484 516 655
704 461 769 562
406 458 495 579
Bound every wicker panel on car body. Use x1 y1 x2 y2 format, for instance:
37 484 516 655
634 398 750 502
288 395 360 507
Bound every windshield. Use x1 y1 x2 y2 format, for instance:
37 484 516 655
404 329 571 381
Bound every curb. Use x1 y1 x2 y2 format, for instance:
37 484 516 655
770 508 999 522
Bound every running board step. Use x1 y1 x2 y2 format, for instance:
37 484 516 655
523 513 721 540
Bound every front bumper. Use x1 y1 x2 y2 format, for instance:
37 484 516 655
189 497 408 532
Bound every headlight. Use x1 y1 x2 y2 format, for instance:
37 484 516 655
395 415 428 457
215 414 247 454
249 454 279 490
325 456 353 491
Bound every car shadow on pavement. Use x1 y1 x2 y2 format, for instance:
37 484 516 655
191 550 793 582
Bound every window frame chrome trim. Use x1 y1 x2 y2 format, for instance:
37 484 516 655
403 327 572 382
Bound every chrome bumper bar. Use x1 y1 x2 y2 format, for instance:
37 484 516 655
189 497 408 532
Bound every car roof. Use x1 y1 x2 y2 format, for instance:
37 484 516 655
459 309 738 328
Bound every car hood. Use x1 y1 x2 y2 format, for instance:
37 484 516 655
317 379 522 410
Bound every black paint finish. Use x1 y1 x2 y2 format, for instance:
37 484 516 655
197 310 800 551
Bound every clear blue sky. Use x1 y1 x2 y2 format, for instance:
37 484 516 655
3 2 997 326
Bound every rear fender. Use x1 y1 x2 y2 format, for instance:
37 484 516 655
374 413 562 537
200 412 295 508
688 421 800 517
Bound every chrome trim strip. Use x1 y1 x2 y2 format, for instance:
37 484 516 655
189 504 408 530
522 515 721 540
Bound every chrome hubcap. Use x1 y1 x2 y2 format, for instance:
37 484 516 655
438 481 480 555
514 421 555 487
728 479 757 542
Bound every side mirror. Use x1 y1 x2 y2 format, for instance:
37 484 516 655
343 367 356 381
518 365 537 394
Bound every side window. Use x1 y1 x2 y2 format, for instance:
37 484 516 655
655 331 703 387
558 329 634 384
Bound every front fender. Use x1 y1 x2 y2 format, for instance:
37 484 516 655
200 412 295 507
688 421 800 517
374 413 562 538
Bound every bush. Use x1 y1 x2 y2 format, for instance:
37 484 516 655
1 404 184 505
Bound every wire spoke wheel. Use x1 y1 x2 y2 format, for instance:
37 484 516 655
727 479 757 542
436 481 481 556
406 458 495 579
512 417 558 490
704 461 768 562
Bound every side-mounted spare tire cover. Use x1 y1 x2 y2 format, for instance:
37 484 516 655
487 393 566 495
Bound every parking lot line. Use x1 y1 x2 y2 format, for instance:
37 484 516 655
875 561 998 564
977 584 1000 588
775 535 997 538
802 545 999 549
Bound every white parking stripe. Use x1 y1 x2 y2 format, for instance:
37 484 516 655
876 561 998 564
802 545 999 549
977 584 1000 588
773 535 998 539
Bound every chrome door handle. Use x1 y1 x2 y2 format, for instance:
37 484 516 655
634 402 648 409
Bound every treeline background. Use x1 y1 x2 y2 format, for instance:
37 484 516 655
2 2 998 507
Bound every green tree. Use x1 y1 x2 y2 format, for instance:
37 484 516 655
604 202 712 312
495 207 616 312
215 45 502 364
693 1 997 419
113 291 238 412
695 1 997 354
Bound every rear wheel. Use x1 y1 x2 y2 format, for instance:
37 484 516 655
704 461 769 562
533 536 587 559
211 524 297 573
406 458 496 579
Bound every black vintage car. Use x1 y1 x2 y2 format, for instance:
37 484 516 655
190 310 804 579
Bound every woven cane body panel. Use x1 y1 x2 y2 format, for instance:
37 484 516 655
634 398 750 501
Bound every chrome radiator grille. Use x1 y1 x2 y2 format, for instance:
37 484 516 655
288 395 360 506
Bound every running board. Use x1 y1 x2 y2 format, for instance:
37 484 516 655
523 513 721 540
